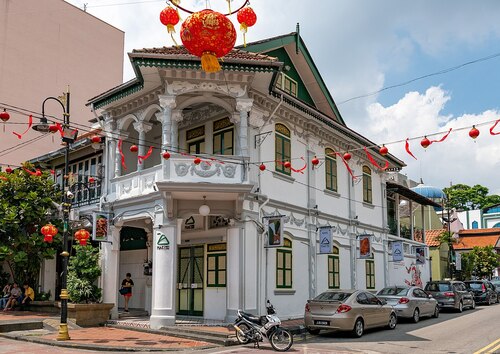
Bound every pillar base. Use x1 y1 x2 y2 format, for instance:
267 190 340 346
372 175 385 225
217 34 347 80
56 323 70 341
150 314 176 329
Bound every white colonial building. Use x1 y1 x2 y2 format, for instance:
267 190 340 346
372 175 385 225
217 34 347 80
71 32 439 328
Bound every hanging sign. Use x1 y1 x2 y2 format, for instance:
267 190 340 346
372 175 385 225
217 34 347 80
263 216 284 248
92 212 112 242
358 234 372 259
392 241 404 262
415 247 426 265
319 227 332 254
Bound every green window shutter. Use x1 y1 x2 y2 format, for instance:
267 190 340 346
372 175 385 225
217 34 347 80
275 124 291 175
207 253 226 287
365 260 375 289
363 166 372 203
325 148 337 192
276 239 293 289
328 255 340 289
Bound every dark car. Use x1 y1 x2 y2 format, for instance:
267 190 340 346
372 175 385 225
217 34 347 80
491 280 500 296
424 281 475 312
464 280 499 305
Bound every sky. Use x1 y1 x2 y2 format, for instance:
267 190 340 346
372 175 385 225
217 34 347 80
66 0 500 194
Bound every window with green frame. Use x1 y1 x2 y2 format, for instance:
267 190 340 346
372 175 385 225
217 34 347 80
365 259 375 289
276 238 292 288
328 246 340 289
362 165 372 203
275 123 291 175
213 117 234 155
207 253 226 287
325 148 337 192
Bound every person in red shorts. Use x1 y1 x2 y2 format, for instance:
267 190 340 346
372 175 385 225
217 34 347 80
121 273 134 312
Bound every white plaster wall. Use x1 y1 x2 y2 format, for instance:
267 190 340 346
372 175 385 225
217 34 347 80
244 225 258 311
204 288 226 320
119 250 147 310
315 246 352 295
388 255 430 289
42 258 56 299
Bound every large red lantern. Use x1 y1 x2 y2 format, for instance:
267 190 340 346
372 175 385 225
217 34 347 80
74 229 90 246
41 223 58 243
379 145 388 156
180 9 237 73
0 109 9 122
469 125 480 139
237 6 257 47
160 6 180 45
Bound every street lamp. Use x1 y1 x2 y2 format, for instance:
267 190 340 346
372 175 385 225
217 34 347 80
33 89 77 341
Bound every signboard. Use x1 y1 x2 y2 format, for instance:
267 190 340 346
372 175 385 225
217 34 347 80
392 241 404 262
455 252 462 271
92 212 112 242
359 234 372 259
319 227 332 254
156 231 170 250
415 247 426 265
263 216 284 248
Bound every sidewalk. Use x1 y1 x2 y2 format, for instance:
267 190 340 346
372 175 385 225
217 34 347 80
0 309 306 351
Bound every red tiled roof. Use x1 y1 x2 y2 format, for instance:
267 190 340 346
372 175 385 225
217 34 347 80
425 229 446 247
458 228 500 236
454 235 500 250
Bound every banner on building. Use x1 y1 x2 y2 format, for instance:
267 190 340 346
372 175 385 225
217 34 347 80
455 252 462 271
319 227 332 254
263 216 284 248
92 212 112 242
415 246 426 265
392 241 404 262
358 234 372 259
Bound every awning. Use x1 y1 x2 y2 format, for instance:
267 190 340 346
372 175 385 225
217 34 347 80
387 181 442 208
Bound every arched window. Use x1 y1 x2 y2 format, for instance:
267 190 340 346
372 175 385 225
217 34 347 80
276 238 292 288
325 148 337 192
328 246 340 289
493 222 500 228
275 123 291 175
472 221 479 229
362 165 372 203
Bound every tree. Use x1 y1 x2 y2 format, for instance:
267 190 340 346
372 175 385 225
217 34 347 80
443 184 500 211
460 246 499 279
0 163 62 287
67 244 102 303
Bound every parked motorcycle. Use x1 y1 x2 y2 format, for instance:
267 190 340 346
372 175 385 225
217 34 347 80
233 300 293 352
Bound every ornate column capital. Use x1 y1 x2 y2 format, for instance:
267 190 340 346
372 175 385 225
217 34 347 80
133 121 153 134
236 98 254 113
159 95 177 109
172 110 184 123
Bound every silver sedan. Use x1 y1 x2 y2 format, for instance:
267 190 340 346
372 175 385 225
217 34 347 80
376 286 439 323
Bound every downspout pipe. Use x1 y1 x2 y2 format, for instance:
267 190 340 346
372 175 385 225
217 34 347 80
257 194 270 315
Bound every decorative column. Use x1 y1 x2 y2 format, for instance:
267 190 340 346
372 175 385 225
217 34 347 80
133 121 153 172
150 210 178 329
226 226 242 321
104 117 117 193
158 95 176 178
102 225 121 319
235 98 253 156
171 110 183 153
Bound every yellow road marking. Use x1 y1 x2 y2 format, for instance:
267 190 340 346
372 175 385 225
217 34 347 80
487 343 500 354
474 338 500 354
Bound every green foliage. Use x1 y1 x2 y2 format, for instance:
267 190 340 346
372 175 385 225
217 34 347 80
437 231 454 245
0 163 62 287
67 244 102 303
461 246 500 279
443 184 500 211
35 289 52 301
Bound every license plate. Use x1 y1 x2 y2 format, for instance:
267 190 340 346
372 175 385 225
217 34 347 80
314 320 330 326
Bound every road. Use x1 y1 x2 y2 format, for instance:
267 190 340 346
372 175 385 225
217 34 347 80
0 304 499 353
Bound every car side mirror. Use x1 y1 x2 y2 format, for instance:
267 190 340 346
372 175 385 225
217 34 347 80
428 294 433 299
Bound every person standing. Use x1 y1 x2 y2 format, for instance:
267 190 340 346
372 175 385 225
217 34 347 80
19 282 34 311
121 273 134 312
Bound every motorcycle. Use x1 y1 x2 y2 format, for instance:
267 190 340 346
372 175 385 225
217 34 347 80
233 300 293 352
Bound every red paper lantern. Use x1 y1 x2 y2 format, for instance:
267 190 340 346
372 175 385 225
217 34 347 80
160 6 180 33
91 135 101 144
284 161 291 169
48 124 59 133
130 145 138 153
237 6 257 46
180 9 237 73
162 151 171 160
469 125 480 139
193 157 202 165
420 136 431 149
0 109 9 122
41 223 58 243
343 152 352 161
311 156 320 166
259 163 266 171
379 145 388 156
88 177 95 184
5 166 12 174
74 229 90 246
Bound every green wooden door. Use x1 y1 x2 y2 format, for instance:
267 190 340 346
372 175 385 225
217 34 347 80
177 246 204 316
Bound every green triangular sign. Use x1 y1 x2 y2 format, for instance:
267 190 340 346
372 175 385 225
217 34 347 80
157 233 170 246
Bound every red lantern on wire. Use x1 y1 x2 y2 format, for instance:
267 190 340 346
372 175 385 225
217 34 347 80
130 145 138 153
259 163 266 171
160 6 180 46
343 152 352 161
74 229 90 246
379 145 388 156
5 166 13 174
41 223 58 243
91 135 101 144
237 6 257 47
311 156 320 166
0 109 9 122
48 124 59 133
420 136 431 149
88 177 96 184
469 125 480 139
284 161 291 169
193 157 202 165
162 151 171 160
180 9 237 73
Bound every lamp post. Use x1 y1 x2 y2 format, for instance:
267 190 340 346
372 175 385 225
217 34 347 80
33 89 77 341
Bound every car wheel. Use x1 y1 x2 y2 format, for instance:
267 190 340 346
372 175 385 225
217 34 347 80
471 300 476 310
387 313 397 330
433 306 439 318
412 308 420 323
307 328 320 335
457 301 463 313
352 318 364 338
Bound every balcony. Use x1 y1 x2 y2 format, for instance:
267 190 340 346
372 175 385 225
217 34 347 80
111 155 249 201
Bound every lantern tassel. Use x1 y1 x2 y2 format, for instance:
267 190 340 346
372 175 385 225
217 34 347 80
201 52 221 73
240 23 248 47
167 25 179 47
227 0 231 14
